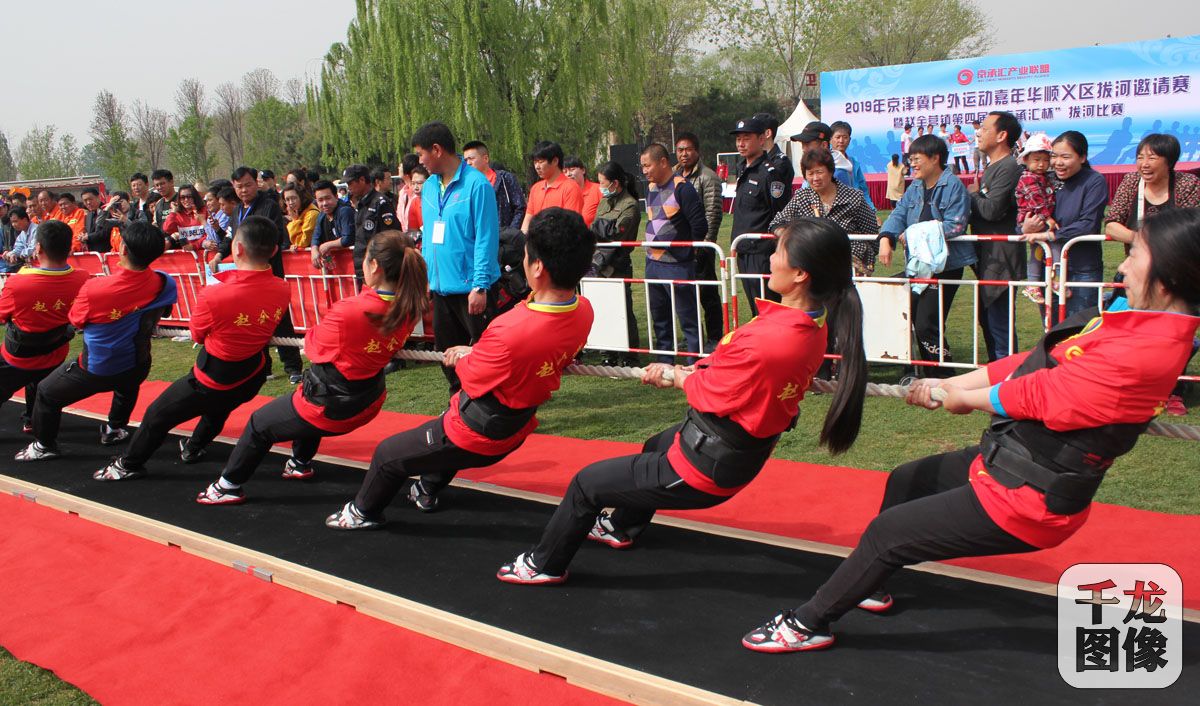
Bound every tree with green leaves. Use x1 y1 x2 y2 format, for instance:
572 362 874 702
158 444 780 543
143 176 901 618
88 90 142 189
833 0 991 67
312 0 649 172
14 125 80 179
243 96 303 173
165 79 216 183
0 130 16 181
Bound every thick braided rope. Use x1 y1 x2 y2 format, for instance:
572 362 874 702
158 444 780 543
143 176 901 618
154 327 1200 442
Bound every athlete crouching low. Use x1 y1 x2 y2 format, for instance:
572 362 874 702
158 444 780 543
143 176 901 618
496 217 868 585
195 230 427 505
324 207 595 530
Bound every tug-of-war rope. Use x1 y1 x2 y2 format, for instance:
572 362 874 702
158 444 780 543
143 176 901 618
154 327 1200 442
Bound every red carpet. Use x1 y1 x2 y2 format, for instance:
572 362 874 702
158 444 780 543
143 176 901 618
37 380 1200 609
0 493 623 706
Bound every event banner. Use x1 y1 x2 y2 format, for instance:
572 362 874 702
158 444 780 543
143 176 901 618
820 35 1200 173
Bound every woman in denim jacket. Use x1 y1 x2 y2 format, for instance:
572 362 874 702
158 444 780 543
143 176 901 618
877 134 974 376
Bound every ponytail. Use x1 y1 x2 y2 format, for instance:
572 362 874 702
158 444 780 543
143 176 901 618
778 218 867 455
820 285 866 454
364 230 429 334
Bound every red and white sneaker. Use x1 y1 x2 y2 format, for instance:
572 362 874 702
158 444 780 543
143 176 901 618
857 590 894 613
742 611 835 653
1165 394 1187 417
587 512 634 549
196 481 245 505
281 458 315 480
496 553 567 586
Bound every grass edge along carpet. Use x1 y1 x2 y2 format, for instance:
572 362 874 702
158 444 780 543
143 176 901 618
29 380 1200 610
0 492 628 706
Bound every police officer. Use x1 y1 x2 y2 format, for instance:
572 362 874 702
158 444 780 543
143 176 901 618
343 164 398 287
730 116 793 316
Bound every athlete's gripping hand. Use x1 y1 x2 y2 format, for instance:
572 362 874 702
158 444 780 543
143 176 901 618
905 378 945 410
443 346 472 368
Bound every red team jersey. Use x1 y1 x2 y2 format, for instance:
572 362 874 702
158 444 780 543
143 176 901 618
69 266 163 328
292 289 416 432
0 265 91 370
973 309 1200 547
188 267 292 389
443 296 595 455
667 299 828 496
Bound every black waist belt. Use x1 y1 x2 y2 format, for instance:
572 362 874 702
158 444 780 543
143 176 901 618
678 409 778 490
458 391 536 441
979 429 1110 515
3 323 72 358
196 348 266 386
302 364 384 421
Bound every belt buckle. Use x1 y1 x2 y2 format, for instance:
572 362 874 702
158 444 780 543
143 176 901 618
982 438 1002 466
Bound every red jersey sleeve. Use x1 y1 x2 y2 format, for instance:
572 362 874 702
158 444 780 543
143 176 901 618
995 354 1129 431
683 342 757 418
0 284 16 324
457 334 513 397
189 289 214 345
67 282 93 328
985 351 1031 385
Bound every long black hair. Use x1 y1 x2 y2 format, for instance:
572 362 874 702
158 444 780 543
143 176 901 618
779 218 866 454
596 161 640 200
1141 208 1200 312
364 230 429 334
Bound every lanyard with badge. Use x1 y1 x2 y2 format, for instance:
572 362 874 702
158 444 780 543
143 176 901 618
431 174 454 245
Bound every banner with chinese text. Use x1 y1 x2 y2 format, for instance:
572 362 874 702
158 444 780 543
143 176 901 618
820 35 1200 173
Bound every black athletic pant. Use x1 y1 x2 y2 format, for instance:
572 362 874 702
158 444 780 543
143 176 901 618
122 370 266 469
736 249 781 318
220 393 337 485
912 267 963 377
793 446 1038 632
0 360 52 425
33 359 149 447
694 247 724 350
274 310 303 376
529 424 726 576
353 417 508 517
432 291 492 391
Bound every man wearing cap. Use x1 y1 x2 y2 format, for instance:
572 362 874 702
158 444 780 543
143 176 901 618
343 164 398 287
730 116 793 316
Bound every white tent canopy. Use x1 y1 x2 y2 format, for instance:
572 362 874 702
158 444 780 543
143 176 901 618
775 101 820 165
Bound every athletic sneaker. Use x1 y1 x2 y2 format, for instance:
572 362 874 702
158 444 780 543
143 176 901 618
179 438 206 464
496 552 567 585
281 458 315 480
741 610 835 653
857 589 894 613
288 373 303 385
99 425 130 446
1022 286 1045 305
15 441 60 462
325 501 384 530
196 481 245 505
587 512 634 549
94 458 145 481
1165 394 1187 417
898 375 918 389
406 480 439 512
21 419 33 434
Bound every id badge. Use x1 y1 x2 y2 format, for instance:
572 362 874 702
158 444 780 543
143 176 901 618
432 220 446 244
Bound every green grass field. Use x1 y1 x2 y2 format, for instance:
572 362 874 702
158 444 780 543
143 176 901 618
4 211 1198 697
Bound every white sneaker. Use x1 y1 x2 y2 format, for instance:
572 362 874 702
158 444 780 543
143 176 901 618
857 590 894 613
94 458 145 481
281 458 314 480
196 481 245 505
325 502 384 530
496 552 567 585
742 611 835 653
15 441 60 462
587 512 633 549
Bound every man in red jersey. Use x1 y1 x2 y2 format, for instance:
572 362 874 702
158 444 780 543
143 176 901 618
325 208 596 529
94 216 293 480
0 220 90 433
16 221 177 461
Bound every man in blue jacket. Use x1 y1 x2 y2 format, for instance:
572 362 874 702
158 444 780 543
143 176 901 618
17 221 179 460
412 122 501 391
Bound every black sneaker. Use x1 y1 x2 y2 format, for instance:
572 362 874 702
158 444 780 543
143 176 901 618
99 425 130 446
179 438 206 464
406 480 439 512
288 373 304 385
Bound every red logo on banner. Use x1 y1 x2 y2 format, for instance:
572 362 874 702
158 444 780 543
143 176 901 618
957 69 974 85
